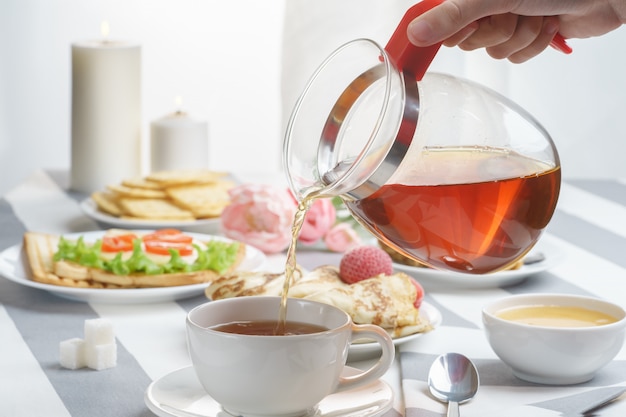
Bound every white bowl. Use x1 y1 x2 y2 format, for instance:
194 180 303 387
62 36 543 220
482 293 626 385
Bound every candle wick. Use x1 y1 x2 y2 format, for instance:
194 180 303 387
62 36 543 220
174 95 184 114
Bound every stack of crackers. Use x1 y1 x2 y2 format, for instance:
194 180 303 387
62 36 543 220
91 170 234 222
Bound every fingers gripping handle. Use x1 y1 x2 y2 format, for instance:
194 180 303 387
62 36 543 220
385 0 572 82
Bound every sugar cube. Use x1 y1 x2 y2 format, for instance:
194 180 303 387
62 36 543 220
85 343 117 371
59 318 118 371
84 318 115 345
59 338 86 370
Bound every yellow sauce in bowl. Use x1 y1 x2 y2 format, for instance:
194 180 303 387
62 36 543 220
496 305 619 327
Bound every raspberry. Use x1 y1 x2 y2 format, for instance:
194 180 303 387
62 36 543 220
412 279 424 309
339 245 393 284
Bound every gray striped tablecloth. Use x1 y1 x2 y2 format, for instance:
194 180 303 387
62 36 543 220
1 170 626 416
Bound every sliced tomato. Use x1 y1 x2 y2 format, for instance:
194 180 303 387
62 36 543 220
149 228 185 236
144 240 194 256
101 234 137 253
142 229 193 244
142 229 194 256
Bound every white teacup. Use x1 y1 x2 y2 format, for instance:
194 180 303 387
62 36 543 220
186 296 395 417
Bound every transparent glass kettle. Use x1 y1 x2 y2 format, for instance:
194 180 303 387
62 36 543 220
283 1 561 274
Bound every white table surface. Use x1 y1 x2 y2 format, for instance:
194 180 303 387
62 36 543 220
1 169 626 416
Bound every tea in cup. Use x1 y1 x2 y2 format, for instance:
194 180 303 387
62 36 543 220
186 296 395 417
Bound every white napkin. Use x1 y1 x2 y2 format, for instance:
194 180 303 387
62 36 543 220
478 388 626 417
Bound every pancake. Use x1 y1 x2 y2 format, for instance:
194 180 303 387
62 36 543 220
205 267 302 299
205 265 432 338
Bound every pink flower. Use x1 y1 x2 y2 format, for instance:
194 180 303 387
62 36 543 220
298 198 336 245
324 222 363 252
221 184 297 254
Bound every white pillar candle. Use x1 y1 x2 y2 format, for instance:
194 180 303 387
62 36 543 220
150 106 209 172
70 24 141 193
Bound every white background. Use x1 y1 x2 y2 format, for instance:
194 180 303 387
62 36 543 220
1 0 626 196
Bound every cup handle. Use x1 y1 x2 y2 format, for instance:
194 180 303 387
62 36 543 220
335 323 395 392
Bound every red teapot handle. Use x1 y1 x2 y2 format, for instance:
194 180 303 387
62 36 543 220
550 33 573 54
385 0 572 81
384 0 444 81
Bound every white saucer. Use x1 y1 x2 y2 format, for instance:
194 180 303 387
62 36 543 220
393 234 565 290
145 366 394 417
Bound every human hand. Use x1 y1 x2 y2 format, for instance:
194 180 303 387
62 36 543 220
407 0 625 62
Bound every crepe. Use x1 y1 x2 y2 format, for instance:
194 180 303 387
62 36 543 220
287 266 348 298
295 266 430 337
299 267 420 329
205 265 432 338
205 268 299 299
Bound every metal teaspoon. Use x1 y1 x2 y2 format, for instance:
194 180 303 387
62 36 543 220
428 353 479 417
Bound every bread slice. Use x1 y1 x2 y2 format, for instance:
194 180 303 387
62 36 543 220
22 232 120 288
23 232 60 283
55 260 90 281
22 232 247 289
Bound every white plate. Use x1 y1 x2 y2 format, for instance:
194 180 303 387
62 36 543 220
81 198 221 234
348 301 442 362
0 231 266 304
144 365 393 417
393 234 566 290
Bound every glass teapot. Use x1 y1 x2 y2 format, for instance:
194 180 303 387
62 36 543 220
283 1 561 274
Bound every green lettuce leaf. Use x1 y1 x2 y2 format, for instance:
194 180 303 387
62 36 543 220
192 240 240 274
53 236 240 276
53 236 106 270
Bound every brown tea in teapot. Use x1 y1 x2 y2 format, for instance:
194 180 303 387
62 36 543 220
345 147 560 274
